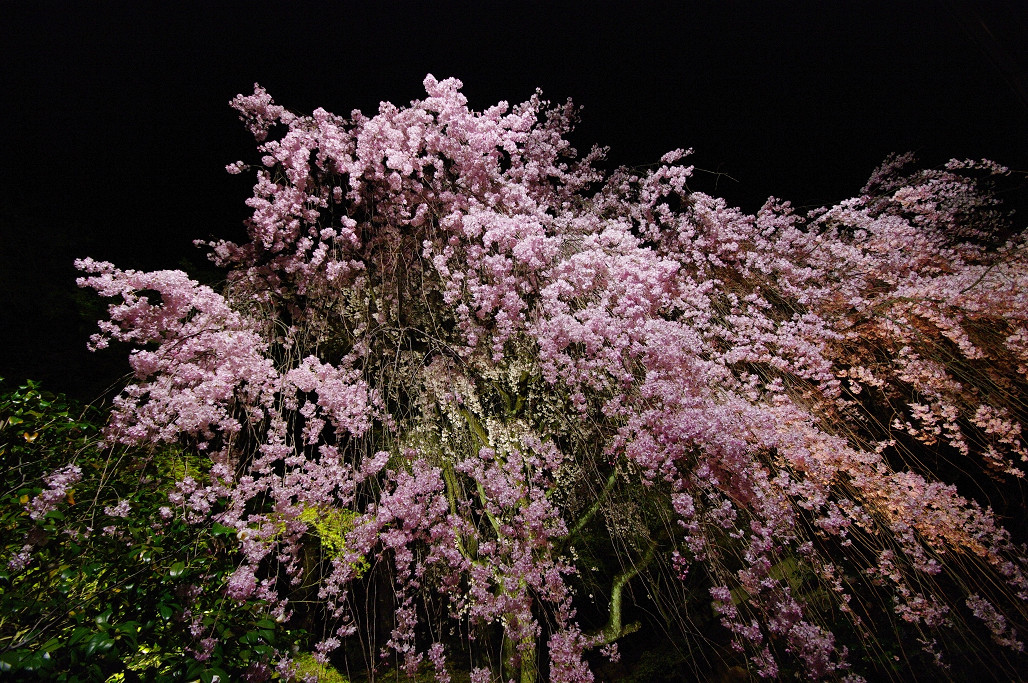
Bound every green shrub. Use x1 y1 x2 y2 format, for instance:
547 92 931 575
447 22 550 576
0 380 305 681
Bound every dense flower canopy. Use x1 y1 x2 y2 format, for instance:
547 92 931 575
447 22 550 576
74 76 1028 680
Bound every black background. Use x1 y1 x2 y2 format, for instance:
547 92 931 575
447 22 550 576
3 0 1026 400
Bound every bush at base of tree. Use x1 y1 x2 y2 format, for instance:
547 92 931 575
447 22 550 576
0 380 310 681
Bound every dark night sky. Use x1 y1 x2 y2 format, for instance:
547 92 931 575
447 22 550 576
2 0 1027 399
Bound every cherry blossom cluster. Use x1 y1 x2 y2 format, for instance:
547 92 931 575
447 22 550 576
26 464 82 521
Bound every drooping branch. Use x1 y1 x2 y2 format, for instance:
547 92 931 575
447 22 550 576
597 538 658 645
565 470 617 544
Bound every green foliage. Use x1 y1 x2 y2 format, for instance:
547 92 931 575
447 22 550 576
297 506 369 579
0 380 305 680
289 652 350 682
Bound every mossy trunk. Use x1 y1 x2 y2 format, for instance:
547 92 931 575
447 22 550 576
503 628 538 683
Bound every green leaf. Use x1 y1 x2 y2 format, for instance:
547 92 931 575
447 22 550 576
94 609 113 629
0 649 29 670
83 633 115 657
251 644 273 657
211 522 235 536
114 620 139 634
168 561 186 579
115 621 140 648
200 669 227 683
68 627 91 646
39 637 62 653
